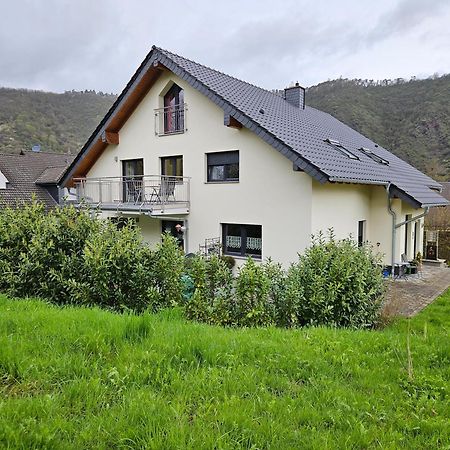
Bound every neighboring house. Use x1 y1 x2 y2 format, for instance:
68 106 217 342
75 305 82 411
0 151 74 209
60 46 449 268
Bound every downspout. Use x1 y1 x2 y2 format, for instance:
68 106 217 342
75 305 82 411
386 184 396 276
386 183 430 275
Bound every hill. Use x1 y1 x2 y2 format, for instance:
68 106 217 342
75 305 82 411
307 75 450 180
0 88 116 154
1 75 449 180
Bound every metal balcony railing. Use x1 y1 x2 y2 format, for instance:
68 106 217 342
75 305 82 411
73 174 190 214
154 103 187 136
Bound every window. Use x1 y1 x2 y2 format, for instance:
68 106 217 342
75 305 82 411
222 223 262 258
207 151 239 182
325 139 359 160
358 220 366 247
122 159 144 202
162 220 185 250
359 147 389 165
161 156 183 178
163 84 185 134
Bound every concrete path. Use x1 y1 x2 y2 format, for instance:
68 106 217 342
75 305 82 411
383 265 450 317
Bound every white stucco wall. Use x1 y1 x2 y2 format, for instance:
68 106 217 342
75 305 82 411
311 181 424 265
86 69 424 268
88 70 312 267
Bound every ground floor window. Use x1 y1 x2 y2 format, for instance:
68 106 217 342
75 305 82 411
222 223 262 258
358 220 366 247
162 220 184 250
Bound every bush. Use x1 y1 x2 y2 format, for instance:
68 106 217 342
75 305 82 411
185 255 234 325
0 201 184 312
234 258 272 326
185 232 384 329
291 231 384 328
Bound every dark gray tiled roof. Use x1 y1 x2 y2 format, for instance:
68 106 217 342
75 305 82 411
35 165 69 185
155 47 447 208
0 151 74 209
61 46 448 208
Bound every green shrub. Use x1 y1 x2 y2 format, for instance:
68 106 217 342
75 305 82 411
0 201 184 312
185 255 234 325
292 231 384 328
234 258 272 327
151 233 185 310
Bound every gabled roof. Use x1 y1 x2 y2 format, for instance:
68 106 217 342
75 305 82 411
0 151 74 209
61 46 449 208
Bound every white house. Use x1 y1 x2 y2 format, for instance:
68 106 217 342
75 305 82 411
60 46 448 269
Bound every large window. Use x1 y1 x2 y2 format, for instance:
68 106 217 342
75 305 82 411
163 84 185 134
222 223 262 258
207 151 239 182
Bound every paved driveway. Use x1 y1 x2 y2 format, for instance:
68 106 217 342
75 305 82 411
383 265 450 317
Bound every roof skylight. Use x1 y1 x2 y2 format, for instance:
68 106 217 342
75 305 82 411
324 139 359 160
359 147 389 165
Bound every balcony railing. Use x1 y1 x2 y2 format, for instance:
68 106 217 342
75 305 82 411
154 103 187 136
73 175 190 215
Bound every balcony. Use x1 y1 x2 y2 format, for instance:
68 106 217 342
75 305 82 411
154 103 187 136
73 175 190 215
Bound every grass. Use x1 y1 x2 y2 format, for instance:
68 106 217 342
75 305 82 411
0 293 449 449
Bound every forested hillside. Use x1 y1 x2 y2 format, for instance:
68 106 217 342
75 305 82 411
307 75 450 180
0 88 116 154
0 75 449 180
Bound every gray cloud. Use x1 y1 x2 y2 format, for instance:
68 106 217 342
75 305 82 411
0 0 449 93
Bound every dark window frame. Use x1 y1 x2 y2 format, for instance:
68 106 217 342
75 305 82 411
206 150 239 182
357 220 366 247
161 155 183 178
222 223 262 259
163 84 185 134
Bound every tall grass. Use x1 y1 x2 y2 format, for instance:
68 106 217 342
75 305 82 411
0 291 449 449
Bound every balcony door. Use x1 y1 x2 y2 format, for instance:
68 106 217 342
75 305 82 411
122 159 143 203
164 84 184 133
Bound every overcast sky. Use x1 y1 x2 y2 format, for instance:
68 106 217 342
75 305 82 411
1 0 449 93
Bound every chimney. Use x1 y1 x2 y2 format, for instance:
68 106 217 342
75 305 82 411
284 82 305 109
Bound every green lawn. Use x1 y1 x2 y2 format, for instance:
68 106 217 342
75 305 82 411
0 292 449 449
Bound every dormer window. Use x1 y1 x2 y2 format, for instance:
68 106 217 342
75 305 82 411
324 139 359 160
155 83 187 136
359 147 389 165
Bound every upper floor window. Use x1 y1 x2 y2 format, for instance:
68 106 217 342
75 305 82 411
155 84 186 136
207 151 239 182
161 155 183 178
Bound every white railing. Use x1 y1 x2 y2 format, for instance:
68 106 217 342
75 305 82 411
73 174 190 212
154 103 187 136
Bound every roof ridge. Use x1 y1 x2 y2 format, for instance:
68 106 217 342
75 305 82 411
153 46 289 102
